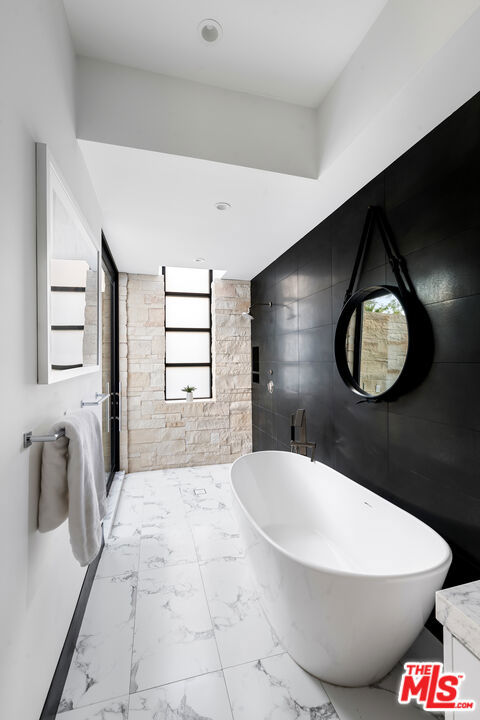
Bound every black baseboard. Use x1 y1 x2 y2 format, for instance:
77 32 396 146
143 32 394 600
39 541 104 720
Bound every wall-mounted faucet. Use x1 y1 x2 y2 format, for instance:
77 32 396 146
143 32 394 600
290 409 316 462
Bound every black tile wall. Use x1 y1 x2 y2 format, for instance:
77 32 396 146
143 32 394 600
251 91 480 593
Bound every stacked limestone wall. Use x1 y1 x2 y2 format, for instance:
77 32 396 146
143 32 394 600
118 273 252 471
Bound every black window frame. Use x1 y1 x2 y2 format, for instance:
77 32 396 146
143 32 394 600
102 233 120 491
162 266 213 400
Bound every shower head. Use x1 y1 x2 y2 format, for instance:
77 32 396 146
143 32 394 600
241 301 272 320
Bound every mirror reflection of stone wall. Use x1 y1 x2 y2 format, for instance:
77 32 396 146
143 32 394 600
49 187 98 372
82 268 99 366
345 292 408 396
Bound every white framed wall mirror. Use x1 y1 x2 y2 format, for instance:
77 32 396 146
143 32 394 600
36 143 100 384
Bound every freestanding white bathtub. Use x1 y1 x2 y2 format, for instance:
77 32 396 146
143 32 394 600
231 451 452 686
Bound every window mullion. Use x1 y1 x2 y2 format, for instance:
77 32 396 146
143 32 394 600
164 268 212 400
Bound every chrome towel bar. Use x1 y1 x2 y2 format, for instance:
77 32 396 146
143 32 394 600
81 392 110 407
24 391 109 449
23 429 65 449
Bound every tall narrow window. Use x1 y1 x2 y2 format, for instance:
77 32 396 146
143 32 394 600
163 266 213 400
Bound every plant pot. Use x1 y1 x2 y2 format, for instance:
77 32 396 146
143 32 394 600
186 392 193 402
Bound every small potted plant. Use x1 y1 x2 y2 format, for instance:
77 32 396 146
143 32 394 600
182 384 196 402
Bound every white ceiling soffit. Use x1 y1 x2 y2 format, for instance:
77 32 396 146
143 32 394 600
63 0 389 108
79 139 320 279
74 1 480 279
76 56 319 179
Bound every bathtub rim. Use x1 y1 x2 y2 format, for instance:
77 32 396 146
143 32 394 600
231 450 452 582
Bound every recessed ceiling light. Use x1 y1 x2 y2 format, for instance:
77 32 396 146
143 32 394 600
194 257 206 263
198 19 223 44
215 202 231 211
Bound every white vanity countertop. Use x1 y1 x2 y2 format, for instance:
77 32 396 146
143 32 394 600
436 580 480 660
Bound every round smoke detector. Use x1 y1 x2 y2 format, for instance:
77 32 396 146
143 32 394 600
198 19 223 44
215 202 231 211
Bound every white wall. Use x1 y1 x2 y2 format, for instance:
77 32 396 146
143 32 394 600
0 2 102 718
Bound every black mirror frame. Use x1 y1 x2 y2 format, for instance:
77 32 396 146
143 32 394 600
334 284 433 402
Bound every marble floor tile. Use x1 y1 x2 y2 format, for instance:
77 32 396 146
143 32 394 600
128 671 233 720
56 695 129 719
139 519 197 571
141 487 185 532
59 573 137 712
190 509 244 563
122 474 145 494
206 464 232 484
143 467 202 492
110 493 144 541
181 479 233 515
131 563 221 693
323 667 434 720
96 537 141 579
224 652 338 720
121 484 144 502
201 557 282 668
182 465 214 481
59 465 442 720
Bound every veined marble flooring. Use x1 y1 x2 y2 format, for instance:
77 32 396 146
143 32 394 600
57 463 443 720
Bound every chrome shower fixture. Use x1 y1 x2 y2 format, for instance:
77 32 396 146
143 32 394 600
241 301 272 320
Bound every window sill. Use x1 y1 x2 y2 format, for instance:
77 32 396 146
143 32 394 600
165 398 215 404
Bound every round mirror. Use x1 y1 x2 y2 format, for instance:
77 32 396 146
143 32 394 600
335 285 416 401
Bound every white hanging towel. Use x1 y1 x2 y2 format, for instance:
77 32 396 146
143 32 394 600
38 409 106 566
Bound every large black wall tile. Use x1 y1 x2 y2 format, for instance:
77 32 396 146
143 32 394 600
253 426 276 451
273 331 299 363
252 404 276 440
428 297 480 363
298 361 333 424
297 221 332 270
275 244 298 284
275 412 293 447
385 93 480 210
405 228 480 306
332 373 389 492
389 363 480 432
387 165 480 258
272 362 299 418
275 271 298 305
388 414 480 502
252 361 274 411
298 325 333 363
388 414 480 565
276 300 298 335
298 287 332 330
250 90 480 584
297 241 332 299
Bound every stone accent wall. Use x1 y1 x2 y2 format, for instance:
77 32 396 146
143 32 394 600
118 273 252 472
118 273 129 471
